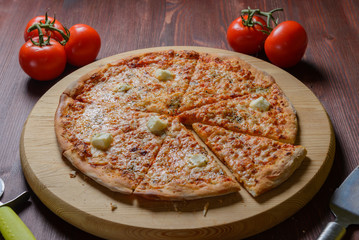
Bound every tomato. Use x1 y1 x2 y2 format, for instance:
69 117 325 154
24 16 66 42
19 37 67 81
64 24 101 67
264 21 308 68
227 15 268 55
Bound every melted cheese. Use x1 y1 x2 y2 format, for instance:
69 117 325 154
146 116 168 134
155 69 174 81
114 83 132 92
188 154 208 168
249 96 270 111
91 133 113 150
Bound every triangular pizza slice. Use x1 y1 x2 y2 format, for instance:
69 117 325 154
64 50 199 116
55 95 169 193
179 84 297 144
178 53 274 112
134 119 241 200
192 123 307 197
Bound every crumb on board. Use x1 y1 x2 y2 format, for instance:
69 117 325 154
203 202 210 217
69 171 77 178
173 202 179 212
110 203 118 211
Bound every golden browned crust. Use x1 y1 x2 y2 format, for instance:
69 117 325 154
134 181 240 201
63 149 133 194
54 94 76 152
267 83 298 144
247 146 306 197
63 65 110 98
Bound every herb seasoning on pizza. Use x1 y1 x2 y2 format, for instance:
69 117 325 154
55 50 306 200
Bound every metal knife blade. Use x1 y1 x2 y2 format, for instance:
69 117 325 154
330 166 359 225
0 191 31 210
318 166 359 240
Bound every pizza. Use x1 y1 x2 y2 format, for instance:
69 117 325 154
134 119 240 200
179 83 297 144
178 52 274 112
55 95 167 193
192 123 306 197
55 49 307 200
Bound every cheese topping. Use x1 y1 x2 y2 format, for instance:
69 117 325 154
91 133 113 151
249 96 270 111
146 116 168 134
188 154 208 168
114 83 132 92
155 69 174 81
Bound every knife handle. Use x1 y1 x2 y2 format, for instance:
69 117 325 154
317 221 346 240
0 206 36 240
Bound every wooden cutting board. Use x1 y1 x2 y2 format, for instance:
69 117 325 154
20 46 335 240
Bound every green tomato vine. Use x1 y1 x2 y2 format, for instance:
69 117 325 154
241 7 283 35
27 13 70 46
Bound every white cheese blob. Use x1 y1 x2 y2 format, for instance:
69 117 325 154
146 116 168 134
249 96 271 111
155 69 174 81
114 83 132 92
188 154 208 168
91 133 113 151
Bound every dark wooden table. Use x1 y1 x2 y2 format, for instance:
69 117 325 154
1 0 358 239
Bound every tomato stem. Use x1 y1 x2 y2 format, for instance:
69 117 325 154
26 12 70 46
241 7 283 34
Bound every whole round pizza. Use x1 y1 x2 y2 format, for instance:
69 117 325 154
55 50 307 200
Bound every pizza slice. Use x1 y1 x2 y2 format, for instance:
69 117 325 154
65 50 199 115
179 84 297 144
55 95 170 193
134 119 241 200
125 50 199 115
178 53 274 112
192 123 307 197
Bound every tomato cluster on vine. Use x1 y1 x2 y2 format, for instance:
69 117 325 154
227 8 308 68
19 13 101 81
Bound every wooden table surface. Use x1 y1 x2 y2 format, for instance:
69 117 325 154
0 0 358 239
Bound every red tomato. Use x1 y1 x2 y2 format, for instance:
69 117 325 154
64 24 101 67
264 21 308 68
227 15 268 55
24 16 66 42
19 37 67 81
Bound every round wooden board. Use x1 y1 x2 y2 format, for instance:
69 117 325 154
20 46 335 240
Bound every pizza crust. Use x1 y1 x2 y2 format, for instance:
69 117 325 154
134 181 240 201
63 65 110 99
54 94 78 152
55 94 135 194
63 149 133 194
247 146 306 197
